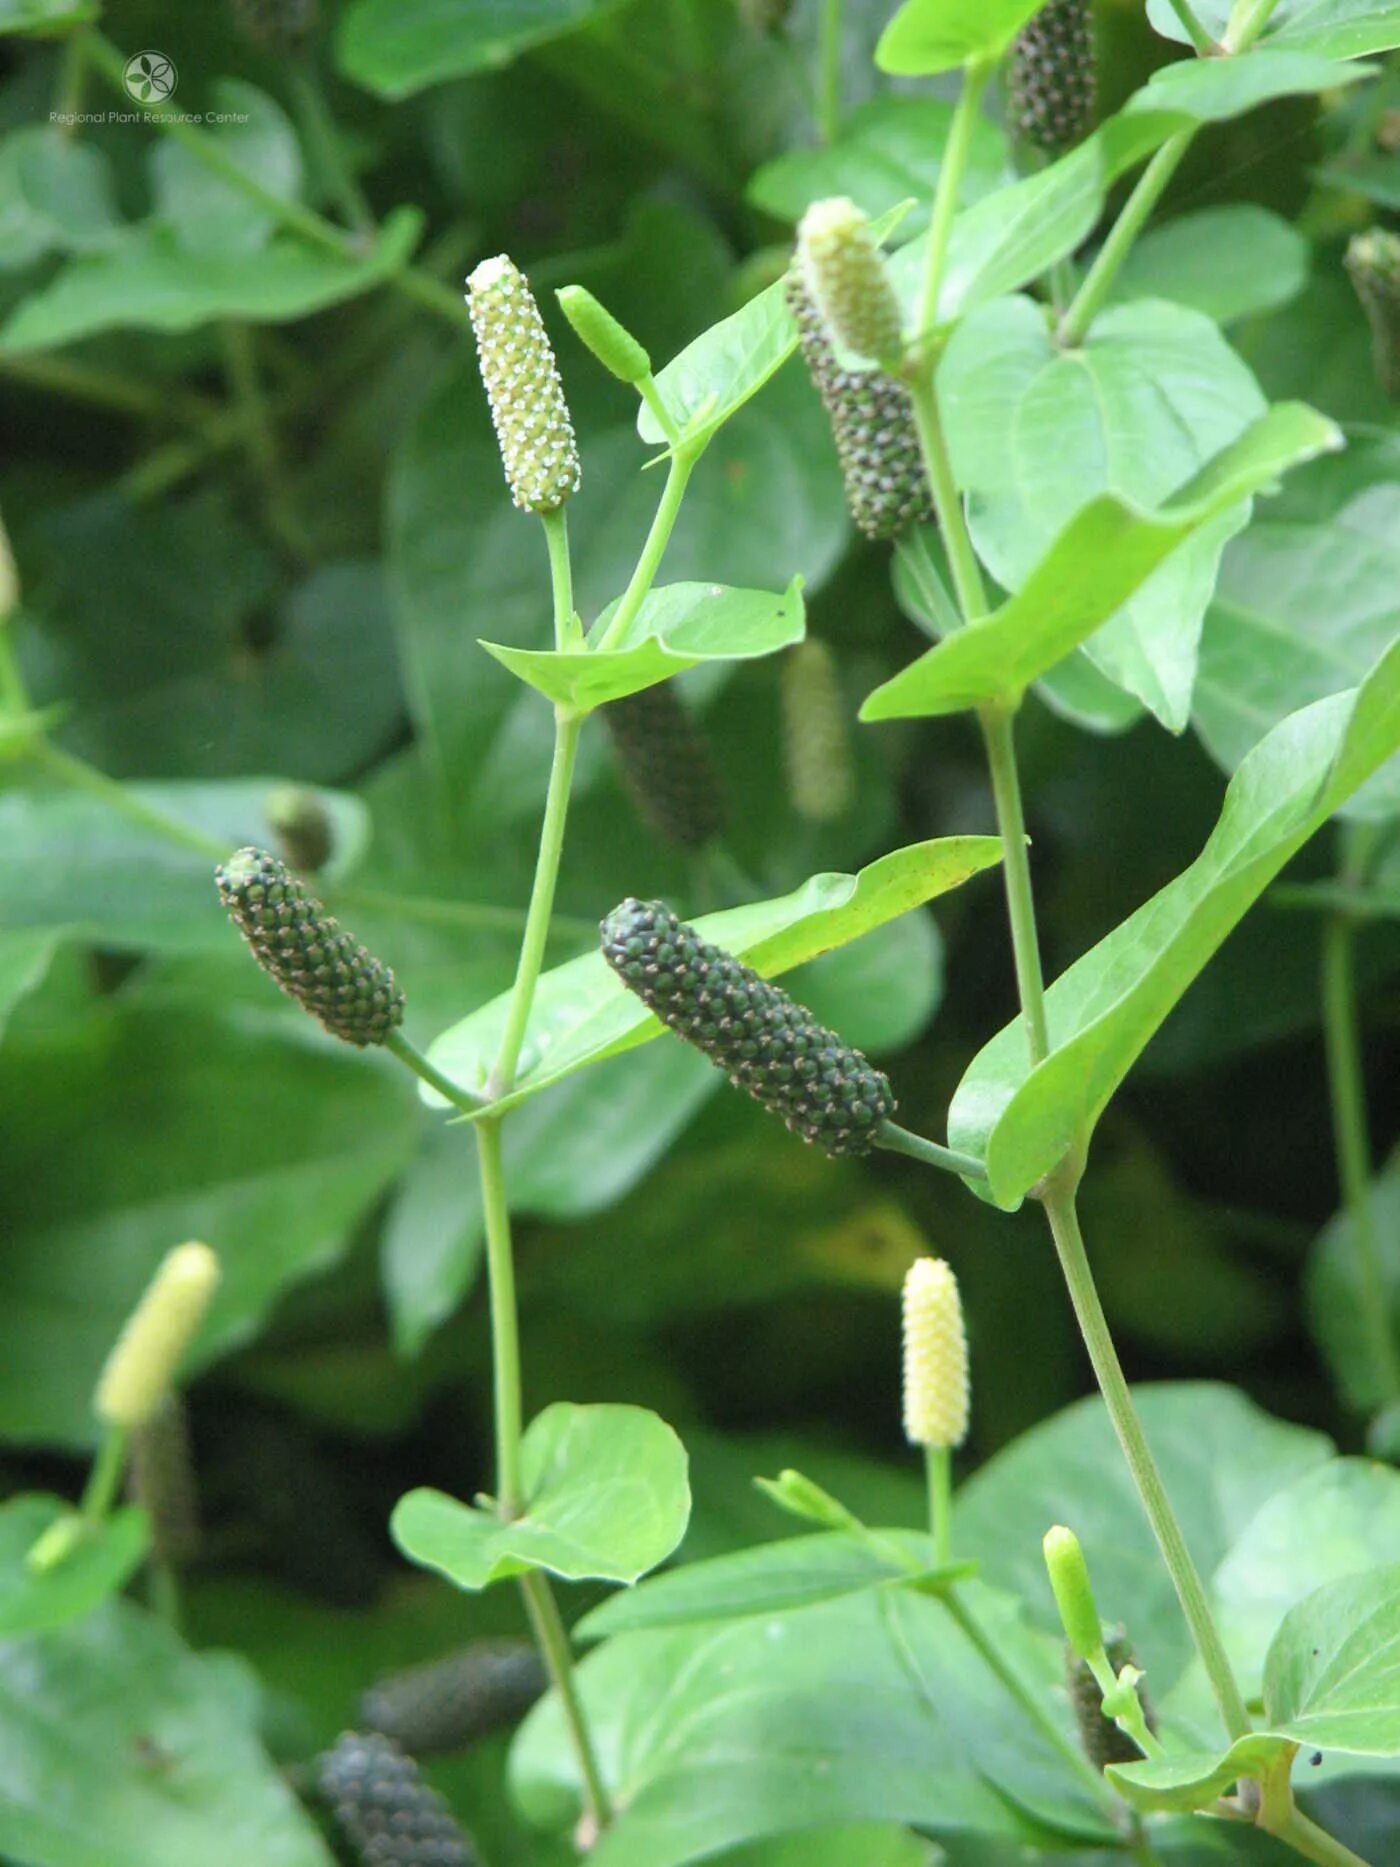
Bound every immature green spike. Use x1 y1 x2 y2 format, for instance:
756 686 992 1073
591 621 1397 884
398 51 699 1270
602 683 726 849
215 847 404 1047
797 197 905 369
264 785 334 874
360 1641 547 1758
556 285 651 386
782 638 856 820
128 1397 200 1567
785 271 931 541
1067 1628 1159 1772
317 1733 478 1867
467 255 581 513
600 899 896 1155
737 0 793 28
1345 227 1400 399
95 1244 221 1432
1007 0 1096 154
227 0 318 51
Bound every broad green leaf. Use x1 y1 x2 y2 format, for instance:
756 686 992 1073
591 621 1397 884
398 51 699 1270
1123 48 1375 122
579 1529 969 1639
425 837 1002 1115
1213 1461 1400 1697
724 1832 936 1867
1111 205 1310 324
862 404 1339 721
0 1600 333 1866
955 1384 1332 1693
513 1580 1116 1861
939 294 1267 729
481 579 805 712
876 0 1046 75
0 128 119 271
0 928 56 1042
392 1402 691 1589
746 96 1007 228
948 638 1400 1209
0 0 96 31
0 207 421 349
1306 1156 1400 1413
337 0 632 99
1149 0 1400 59
1107 1735 1294 1815
149 81 302 259
0 780 368 955
1194 484 1400 820
0 1496 148 1638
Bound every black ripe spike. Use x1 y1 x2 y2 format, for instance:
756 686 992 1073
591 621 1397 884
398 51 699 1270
316 1732 478 1866
602 684 726 850
1007 0 1096 156
1066 1628 1159 1772
215 847 404 1048
600 898 896 1156
359 1641 547 1759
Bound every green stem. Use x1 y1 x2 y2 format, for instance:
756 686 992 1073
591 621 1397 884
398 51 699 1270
876 1120 988 1182
220 323 311 561
1040 1175 1252 1741
917 57 993 338
384 1029 482 1118
594 447 698 652
520 1570 612 1833
1059 130 1193 347
1164 0 1217 53
474 1118 524 1512
54 28 88 126
1273 1810 1374 1867
0 351 215 426
543 509 579 651
925 1444 951 1564
336 886 594 943
817 0 843 145
638 373 682 449
81 1427 129 1527
32 742 226 859
1223 0 1283 50
908 379 987 620
980 709 1051 1065
283 56 375 236
488 713 583 1098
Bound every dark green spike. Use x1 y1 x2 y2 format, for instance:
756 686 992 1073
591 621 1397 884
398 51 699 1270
602 684 726 849
360 1641 546 1759
1007 0 1096 155
316 1732 478 1866
1066 1627 1159 1772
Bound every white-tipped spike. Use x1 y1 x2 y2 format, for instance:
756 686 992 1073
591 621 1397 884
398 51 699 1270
95 1243 221 1430
467 254 581 514
902 1256 969 1449
797 197 904 368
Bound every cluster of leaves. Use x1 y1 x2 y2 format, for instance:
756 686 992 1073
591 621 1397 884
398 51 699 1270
3 0 1400 1863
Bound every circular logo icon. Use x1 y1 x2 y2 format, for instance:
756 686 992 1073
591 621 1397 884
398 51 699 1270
123 50 177 105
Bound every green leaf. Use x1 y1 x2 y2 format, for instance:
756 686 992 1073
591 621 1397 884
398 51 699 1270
426 837 1002 1115
0 0 96 32
722 1832 938 1867
337 0 632 99
579 1529 970 1639
636 274 799 451
955 1383 1332 1693
0 1600 333 1866
1124 48 1375 122
0 928 56 1043
1194 483 1400 820
0 1496 148 1638
876 0 1046 75
1306 1155 1400 1413
149 81 303 259
862 404 1339 721
481 578 806 712
1110 205 1311 325
1107 1736 1294 1816
939 294 1267 729
949 638 1400 1207
392 1402 691 1589
0 208 421 349
0 128 119 270
1149 0 1400 59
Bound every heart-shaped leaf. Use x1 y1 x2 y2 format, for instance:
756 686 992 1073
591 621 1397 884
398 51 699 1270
0 1495 149 1638
1148 0 1400 60
392 1402 690 1590
876 0 1047 75
1123 48 1375 122
337 0 631 98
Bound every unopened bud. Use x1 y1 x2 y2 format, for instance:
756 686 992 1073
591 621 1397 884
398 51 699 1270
797 197 904 369
95 1243 221 1431
264 785 335 874
467 255 580 513
556 285 651 386
1345 227 1400 399
1043 1524 1103 1664
902 1257 969 1449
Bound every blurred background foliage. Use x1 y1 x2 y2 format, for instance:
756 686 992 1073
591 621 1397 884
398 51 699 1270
1 0 1399 1859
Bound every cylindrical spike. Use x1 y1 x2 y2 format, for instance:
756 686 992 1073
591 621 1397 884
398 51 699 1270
95 1244 221 1432
901 1258 970 1450
467 255 581 514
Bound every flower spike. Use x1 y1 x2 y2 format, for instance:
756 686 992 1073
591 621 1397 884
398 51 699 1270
467 255 581 513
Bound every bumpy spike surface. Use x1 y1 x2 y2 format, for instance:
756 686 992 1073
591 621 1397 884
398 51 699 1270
782 638 856 821
600 899 895 1155
1346 227 1400 398
216 847 404 1047
360 1641 547 1758
467 255 580 513
786 271 931 541
797 197 904 368
1067 1628 1159 1772
901 1257 969 1450
1007 0 1096 154
317 1732 477 1866
602 684 726 849
128 1397 200 1565
228 0 318 51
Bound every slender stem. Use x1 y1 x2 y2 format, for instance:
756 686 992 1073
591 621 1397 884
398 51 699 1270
283 56 375 236
876 1120 988 1182
149 1560 184 1632
1041 1175 1252 1741
32 742 227 859
54 28 88 126
925 1444 951 1564
475 1118 524 1511
1273 1810 1374 1867
908 379 987 620
638 373 682 450
1321 885 1400 1401
488 713 583 1098
336 885 594 943
220 323 311 561
980 710 1051 1066
1059 131 1193 347
520 1570 613 1832
81 1427 129 1527
1164 0 1217 52
384 1030 482 1117
594 448 697 652
543 509 579 651
918 57 993 338
817 0 843 145
0 351 215 426
1223 0 1283 51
